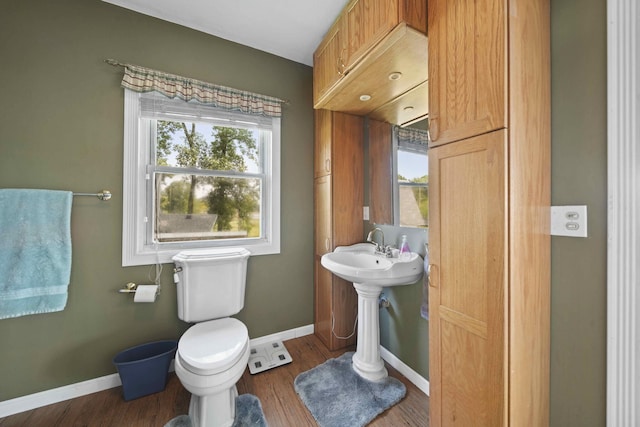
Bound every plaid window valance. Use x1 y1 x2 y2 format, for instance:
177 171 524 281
111 60 285 118
395 126 429 153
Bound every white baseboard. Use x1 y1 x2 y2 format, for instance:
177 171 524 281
0 373 123 418
380 345 430 397
0 324 315 418
0 324 431 418
249 323 314 347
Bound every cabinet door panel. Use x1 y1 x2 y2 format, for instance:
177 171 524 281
345 0 399 69
314 175 332 256
429 130 507 426
314 109 332 178
314 257 333 348
313 17 346 106
428 0 506 146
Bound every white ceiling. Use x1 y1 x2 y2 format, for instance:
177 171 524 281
102 0 350 66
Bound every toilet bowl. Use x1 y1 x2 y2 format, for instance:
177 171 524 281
172 248 252 427
174 318 250 427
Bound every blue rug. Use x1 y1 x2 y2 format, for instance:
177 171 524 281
164 393 267 427
294 352 406 427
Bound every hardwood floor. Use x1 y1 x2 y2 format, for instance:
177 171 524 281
0 334 429 426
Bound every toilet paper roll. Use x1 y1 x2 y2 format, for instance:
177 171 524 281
134 285 158 303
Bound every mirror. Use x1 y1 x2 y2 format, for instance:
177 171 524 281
369 120 429 228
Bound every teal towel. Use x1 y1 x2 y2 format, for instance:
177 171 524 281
0 189 72 319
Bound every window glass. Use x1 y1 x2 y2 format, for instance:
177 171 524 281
397 149 428 228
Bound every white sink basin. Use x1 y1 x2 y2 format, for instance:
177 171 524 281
321 243 423 287
320 242 424 382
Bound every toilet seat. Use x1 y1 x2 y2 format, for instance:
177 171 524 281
178 318 249 376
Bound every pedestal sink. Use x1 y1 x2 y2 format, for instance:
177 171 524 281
321 243 423 381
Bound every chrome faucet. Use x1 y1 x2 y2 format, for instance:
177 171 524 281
367 227 390 256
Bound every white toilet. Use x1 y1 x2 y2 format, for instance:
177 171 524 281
172 247 251 427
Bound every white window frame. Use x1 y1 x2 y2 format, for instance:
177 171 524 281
392 132 429 228
122 89 280 266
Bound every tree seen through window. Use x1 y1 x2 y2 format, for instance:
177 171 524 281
154 120 262 242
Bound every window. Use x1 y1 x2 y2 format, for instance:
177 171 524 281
394 127 428 228
122 89 280 266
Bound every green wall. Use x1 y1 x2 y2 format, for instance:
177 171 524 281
550 0 607 425
0 0 314 401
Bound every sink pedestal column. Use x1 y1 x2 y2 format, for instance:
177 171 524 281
351 282 388 382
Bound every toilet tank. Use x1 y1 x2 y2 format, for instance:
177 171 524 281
172 247 251 323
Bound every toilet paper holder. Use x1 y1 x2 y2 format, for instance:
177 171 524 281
118 282 160 296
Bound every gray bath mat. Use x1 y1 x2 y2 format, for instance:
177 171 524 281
164 393 267 427
294 352 406 427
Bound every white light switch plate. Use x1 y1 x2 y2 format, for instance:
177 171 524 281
551 205 588 238
363 206 369 221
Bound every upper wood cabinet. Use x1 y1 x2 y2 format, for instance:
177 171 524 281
313 0 427 126
313 16 346 106
427 0 506 146
345 0 399 69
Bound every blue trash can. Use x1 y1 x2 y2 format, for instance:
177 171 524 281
113 340 178 401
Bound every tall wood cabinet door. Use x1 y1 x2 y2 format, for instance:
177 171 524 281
427 0 507 146
315 109 333 178
428 130 508 426
314 175 332 256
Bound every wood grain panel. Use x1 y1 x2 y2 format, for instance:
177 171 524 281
314 109 332 178
429 130 507 427
400 0 427 34
314 256 333 347
345 0 399 69
330 276 359 349
507 0 551 424
369 80 428 127
313 111 362 351
319 24 427 116
313 17 346 104
314 175 331 256
428 0 506 146
331 112 364 248
368 119 393 225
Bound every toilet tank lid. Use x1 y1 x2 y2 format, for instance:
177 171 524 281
172 247 250 261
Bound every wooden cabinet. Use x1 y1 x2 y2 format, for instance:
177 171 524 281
429 131 507 426
344 0 399 69
427 0 506 146
345 0 427 70
313 109 363 350
428 0 550 425
313 0 427 123
313 16 346 106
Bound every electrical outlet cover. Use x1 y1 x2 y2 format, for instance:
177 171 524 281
550 205 588 238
